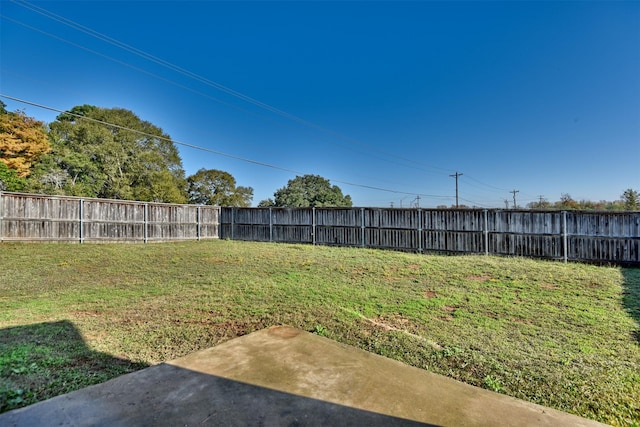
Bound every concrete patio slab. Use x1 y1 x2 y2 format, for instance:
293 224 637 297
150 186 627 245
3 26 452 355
0 326 607 426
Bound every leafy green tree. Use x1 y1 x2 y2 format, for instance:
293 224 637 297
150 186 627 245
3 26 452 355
527 198 552 209
621 188 639 211
187 168 253 206
0 160 26 191
554 193 579 210
0 103 50 177
270 174 352 207
257 198 275 207
33 105 187 202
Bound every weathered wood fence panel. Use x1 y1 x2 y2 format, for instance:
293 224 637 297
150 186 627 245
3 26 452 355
0 192 220 243
220 207 640 265
2 192 638 264
0 193 81 242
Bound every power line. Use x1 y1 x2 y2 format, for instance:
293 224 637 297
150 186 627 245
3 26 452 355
5 0 456 176
458 197 492 208
4 0 529 198
2 2 529 202
462 173 511 192
1 13 449 182
0 94 453 200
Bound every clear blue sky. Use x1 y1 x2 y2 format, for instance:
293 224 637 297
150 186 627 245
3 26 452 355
1 0 638 207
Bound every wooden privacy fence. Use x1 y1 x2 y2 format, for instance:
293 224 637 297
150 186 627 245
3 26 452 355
0 192 220 242
1 192 638 264
221 207 640 265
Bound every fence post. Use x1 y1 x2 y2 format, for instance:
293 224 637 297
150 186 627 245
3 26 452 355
79 198 84 243
143 203 148 243
312 207 316 245
483 209 489 256
361 208 365 247
196 205 201 241
417 208 423 253
0 191 3 242
562 211 568 263
269 207 273 242
230 208 235 240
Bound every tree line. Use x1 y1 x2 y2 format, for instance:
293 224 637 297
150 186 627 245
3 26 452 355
1 102 635 210
525 191 639 211
442 191 639 211
0 102 352 207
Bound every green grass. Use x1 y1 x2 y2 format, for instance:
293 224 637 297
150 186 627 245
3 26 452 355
1 240 638 426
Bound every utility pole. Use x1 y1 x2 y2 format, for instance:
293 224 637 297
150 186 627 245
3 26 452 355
504 199 509 209
413 195 421 208
510 189 519 209
390 202 394 208
450 172 463 208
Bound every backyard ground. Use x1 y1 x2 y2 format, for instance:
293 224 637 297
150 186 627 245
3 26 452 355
0 240 638 426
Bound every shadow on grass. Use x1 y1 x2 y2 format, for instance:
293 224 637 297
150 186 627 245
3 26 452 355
0 320 148 414
622 267 640 345
0 363 436 426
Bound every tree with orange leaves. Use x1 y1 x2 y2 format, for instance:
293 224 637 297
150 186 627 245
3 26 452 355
0 102 50 177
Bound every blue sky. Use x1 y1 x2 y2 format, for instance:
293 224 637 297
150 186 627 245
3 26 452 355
1 0 638 207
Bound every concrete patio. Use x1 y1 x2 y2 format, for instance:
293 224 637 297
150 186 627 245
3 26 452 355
0 326 607 426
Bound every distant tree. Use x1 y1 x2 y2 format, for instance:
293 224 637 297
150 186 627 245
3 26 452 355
33 105 187 202
527 198 552 209
0 104 50 177
187 168 253 206
527 193 631 211
257 198 276 207
0 160 26 191
621 188 639 211
555 193 579 210
272 175 352 207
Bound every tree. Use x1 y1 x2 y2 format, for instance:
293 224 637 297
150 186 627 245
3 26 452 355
0 160 26 191
555 193 579 210
527 198 552 210
257 198 275 207
621 188 639 211
187 168 253 206
270 174 352 207
34 105 187 202
0 104 50 177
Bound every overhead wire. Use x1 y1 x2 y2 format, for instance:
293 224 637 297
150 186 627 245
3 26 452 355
462 174 511 193
3 0 534 204
0 94 452 200
7 0 457 176
0 15 280 124
0 16 457 179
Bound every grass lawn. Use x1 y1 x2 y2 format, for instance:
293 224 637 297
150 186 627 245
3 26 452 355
1 240 638 426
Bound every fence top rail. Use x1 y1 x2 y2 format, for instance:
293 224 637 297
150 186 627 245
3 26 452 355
0 191 221 209
2 194 636 215
224 206 640 215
